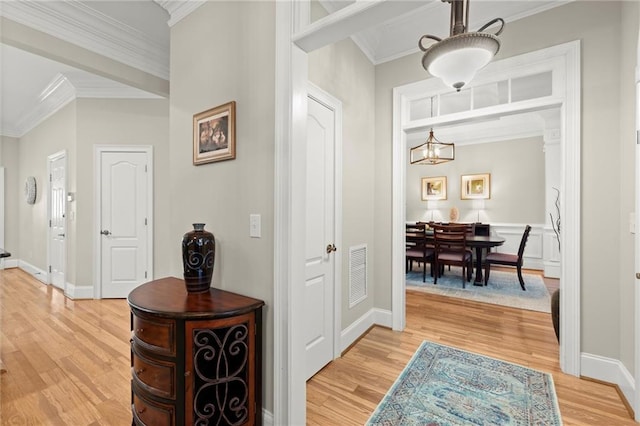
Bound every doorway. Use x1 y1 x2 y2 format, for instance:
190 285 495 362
304 83 343 380
47 150 66 290
94 146 153 299
391 42 581 376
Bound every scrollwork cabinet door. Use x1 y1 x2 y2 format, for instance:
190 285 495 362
185 312 257 425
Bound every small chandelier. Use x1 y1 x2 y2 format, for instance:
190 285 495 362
419 0 504 92
410 129 455 165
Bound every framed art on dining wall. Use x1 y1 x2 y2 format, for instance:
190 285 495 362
461 173 491 199
421 176 447 201
193 101 236 165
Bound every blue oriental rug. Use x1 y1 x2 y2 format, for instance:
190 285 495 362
367 341 562 426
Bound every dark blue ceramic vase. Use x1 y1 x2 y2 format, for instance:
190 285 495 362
182 223 215 293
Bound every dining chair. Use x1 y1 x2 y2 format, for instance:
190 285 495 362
406 223 434 282
432 224 473 288
483 225 531 290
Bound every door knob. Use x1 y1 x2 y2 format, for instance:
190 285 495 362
636 273 640 279
100 230 111 236
326 244 337 254
57 233 65 237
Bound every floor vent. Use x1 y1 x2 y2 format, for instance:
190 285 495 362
349 244 367 307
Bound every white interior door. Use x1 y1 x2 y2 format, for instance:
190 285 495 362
305 92 337 380
48 152 66 289
99 150 150 298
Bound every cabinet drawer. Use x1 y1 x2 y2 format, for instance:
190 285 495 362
132 391 175 426
132 347 176 399
132 314 175 356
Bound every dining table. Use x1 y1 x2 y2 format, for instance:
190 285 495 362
406 230 505 286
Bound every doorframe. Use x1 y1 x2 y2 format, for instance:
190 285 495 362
307 81 344 361
392 41 581 376
47 149 67 290
634 24 640 420
93 145 154 299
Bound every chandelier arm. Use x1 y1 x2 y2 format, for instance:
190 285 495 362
418 35 442 52
477 17 505 36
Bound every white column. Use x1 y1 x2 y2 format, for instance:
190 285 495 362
544 129 561 278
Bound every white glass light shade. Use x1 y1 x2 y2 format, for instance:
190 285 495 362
422 32 500 91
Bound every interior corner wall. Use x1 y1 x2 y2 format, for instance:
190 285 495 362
0 136 20 258
374 1 627 361
169 1 275 414
308 20 377 328
405 137 545 224
75 98 171 287
618 0 638 377
18 101 77 279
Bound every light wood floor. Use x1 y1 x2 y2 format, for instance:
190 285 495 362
0 267 635 425
307 269 636 425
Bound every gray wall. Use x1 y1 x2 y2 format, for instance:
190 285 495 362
309 13 377 327
375 1 634 368
406 137 546 224
0 136 20 258
169 1 275 413
18 102 77 278
618 0 638 376
75 98 171 286
12 98 169 288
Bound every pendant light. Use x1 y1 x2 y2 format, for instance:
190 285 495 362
419 0 504 92
410 129 455 165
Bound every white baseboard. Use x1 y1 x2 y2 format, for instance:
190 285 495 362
262 408 273 426
18 260 48 284
65 283 94 299
581 352 635 409
340 308 393 353
544 261 561 278
4 259 18 268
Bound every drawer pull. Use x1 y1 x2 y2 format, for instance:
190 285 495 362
136 328 144 333
135 368 145 375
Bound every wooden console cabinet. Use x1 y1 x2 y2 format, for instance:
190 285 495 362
128 277 264 425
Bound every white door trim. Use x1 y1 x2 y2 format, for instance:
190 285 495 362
391 41 581 376
47 150 67 289
308 81 343 361
634 20 640 420
93 145 154 299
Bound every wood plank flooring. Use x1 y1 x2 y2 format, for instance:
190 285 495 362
307 270 635 425
0 267 634 425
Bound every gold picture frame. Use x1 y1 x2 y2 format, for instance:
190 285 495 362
461 173 491 199
421 176 447 201
193 101 236 165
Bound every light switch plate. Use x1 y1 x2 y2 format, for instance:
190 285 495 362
250 214 261 238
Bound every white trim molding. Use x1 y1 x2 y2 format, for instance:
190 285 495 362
0 1 169 80
65 283 94 300
340 308 393 353
581 352 635 411
18 261 48 284
153 0 206 27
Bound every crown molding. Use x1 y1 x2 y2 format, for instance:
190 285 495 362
13 74 76 137
154 0 206 27
2 72 162 138
0 1 169 80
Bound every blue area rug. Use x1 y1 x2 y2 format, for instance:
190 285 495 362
367 341 562 426
406 268 551 313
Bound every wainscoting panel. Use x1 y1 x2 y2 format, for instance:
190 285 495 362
490 223 545 271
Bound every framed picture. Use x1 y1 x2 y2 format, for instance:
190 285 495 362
193 101 236 165
421 176 447 200
461 173 491 199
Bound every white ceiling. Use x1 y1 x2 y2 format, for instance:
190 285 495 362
0 0 571 139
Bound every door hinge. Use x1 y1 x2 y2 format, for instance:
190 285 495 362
145 271 147 279
49 174 52 182
49 220 52 227
144 218 147 226
49 265 52 273
145 164 148 172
